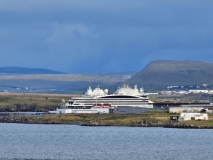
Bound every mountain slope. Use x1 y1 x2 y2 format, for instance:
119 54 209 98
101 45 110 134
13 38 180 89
126 60 213 86
0 72 135 93
0 67 64 74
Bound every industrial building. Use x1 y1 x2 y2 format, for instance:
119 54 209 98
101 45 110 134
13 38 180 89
178 113 208 121
169 104 213 113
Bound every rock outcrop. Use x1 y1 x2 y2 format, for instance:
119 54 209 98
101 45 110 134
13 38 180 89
81 120 110 126
0 114 58 124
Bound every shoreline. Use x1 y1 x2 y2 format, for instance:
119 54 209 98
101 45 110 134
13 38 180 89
1 114 213 129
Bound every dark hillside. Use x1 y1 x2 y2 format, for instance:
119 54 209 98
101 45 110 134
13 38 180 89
0 72 134 93
126 60 213 87
0 67 64 74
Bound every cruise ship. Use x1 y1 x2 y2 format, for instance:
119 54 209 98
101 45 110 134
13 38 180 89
49 85 154 114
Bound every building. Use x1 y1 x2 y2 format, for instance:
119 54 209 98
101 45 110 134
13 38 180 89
189 90 209 94
178 113 208 121
169 104 213 113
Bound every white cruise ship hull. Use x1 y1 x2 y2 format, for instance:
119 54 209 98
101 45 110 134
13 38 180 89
49 107 110 114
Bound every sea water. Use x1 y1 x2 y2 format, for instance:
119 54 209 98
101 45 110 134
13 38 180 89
0 123 213 160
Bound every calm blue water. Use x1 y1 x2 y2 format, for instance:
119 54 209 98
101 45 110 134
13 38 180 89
0 124 213 160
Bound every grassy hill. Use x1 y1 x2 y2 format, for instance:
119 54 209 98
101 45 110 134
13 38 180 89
126 60 213 89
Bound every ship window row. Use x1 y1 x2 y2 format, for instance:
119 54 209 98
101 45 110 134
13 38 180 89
74 100 149 103
112 102 149 105
73 102 150 105
113 98 148 100
72 98 149 101
75 100 149 102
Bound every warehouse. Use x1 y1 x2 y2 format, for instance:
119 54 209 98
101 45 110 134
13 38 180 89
178 113 208 121
169 104 213 113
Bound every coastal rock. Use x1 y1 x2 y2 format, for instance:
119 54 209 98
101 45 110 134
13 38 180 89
80 120 109 126
0 115 57 124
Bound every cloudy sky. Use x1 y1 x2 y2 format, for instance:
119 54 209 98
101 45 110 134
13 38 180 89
0 0 213 73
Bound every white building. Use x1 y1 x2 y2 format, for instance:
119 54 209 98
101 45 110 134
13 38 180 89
177 90 188 94
161 91 177 95
178 113 208 121
169 104 213 113
189 90 209 94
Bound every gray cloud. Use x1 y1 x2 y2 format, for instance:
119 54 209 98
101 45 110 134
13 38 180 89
0 0 213 73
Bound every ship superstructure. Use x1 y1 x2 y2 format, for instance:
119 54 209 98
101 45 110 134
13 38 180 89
49 85 154 114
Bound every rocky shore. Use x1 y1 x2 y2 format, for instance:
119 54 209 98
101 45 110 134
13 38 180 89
1 114 213 129
81 119 213 129
131 119 213 129
0 114 60 124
